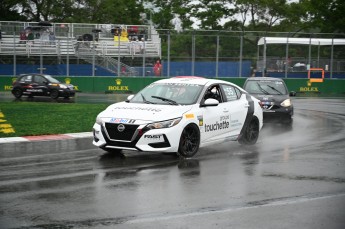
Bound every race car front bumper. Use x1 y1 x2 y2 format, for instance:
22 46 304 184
92 122 183 153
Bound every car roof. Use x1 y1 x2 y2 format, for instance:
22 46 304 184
154 76 239 87
18 73 51 77
245 77 285 82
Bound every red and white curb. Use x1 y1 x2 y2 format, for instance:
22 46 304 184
0 132 93 144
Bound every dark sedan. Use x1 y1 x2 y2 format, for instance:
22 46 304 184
243 77 296 124
11 74 75 99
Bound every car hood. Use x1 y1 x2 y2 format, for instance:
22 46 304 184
250 94 289 103
98 101 193 122
61 83 74 90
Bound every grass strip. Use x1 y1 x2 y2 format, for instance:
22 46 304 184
0 102 108 137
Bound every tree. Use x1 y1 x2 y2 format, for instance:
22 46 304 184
8 0 144 24
0 0 27 21
298 0 345 34
189 0 236 30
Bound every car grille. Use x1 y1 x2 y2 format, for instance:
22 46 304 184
263 104 280 110
104 123 139 141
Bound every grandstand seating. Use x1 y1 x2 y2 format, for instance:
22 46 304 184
0 35 160 57
0 21 161 75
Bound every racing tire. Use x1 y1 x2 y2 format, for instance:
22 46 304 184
50 90 59 99
177 123 200 158
238 118 259 145
12 89 23 98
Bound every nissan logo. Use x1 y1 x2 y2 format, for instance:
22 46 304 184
117 124 125 132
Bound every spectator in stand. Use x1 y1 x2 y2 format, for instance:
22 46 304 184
26 30 34 45
128 26 138 40
19 31 27 44
139 38 145 54
138 29 146 41
121 66 127 76
120 28 129 42
153 59 162 77
49 32 56 45
75 36 83 51
113 27 121 45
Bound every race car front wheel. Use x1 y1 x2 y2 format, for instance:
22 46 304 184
178 123 200 158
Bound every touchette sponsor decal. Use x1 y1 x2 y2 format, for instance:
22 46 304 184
204 115 230 132
230 119 242 127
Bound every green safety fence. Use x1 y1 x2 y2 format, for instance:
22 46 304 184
1 76 344 96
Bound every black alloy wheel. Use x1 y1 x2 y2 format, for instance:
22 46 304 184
178 124 200 158
239 119 259 145
12 89 23 98
50 90 59 99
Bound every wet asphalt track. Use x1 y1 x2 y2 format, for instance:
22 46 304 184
0 94 345 229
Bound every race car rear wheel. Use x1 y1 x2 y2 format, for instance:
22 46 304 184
177 123 200 158
238 118 259 145
12 89 23 98
50 90 59 99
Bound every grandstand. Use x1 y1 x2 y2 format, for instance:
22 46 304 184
0 21 161 76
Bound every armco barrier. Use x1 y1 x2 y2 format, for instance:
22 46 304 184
0 76 344 96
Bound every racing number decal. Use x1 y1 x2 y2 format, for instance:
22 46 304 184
239 94 254 136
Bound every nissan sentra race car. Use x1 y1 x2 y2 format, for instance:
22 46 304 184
93 76 263 158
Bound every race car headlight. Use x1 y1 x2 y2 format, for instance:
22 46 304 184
60 84 67 89
146 117 182 130
96 116 103 125
281 99 292 107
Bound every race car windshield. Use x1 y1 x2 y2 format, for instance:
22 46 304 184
245 81 287 95
44 75 60 84
130 83 204 105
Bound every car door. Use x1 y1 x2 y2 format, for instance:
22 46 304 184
220 84 248 137
32 75 49 96
18 75 33 94
200 84 231 144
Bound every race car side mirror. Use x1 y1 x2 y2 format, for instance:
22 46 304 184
289 91 296 97
126 94 134 102
200 98 219 107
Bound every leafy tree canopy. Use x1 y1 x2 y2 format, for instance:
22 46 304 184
2 0 344 33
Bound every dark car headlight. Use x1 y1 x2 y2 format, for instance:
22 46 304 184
281 99 292 107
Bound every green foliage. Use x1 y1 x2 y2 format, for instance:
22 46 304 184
0 102 108 137
4 0 344 33
0 0 26 21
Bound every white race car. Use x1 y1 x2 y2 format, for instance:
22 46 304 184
93 76 263 158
